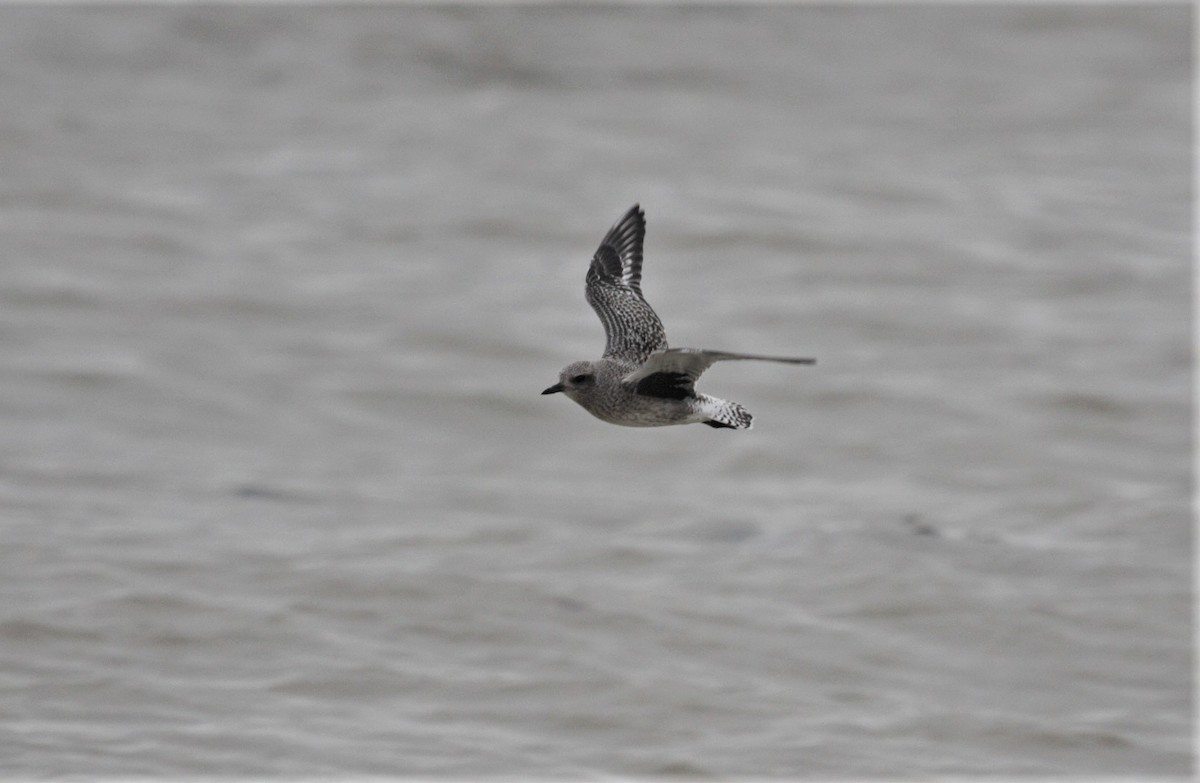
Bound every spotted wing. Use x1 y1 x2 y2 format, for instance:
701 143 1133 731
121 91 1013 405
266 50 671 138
623 348 815 399
585 204 667 365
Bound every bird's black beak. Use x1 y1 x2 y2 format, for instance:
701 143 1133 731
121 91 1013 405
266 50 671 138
541 382 565 395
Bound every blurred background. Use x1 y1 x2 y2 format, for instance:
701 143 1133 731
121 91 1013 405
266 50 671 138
0 4 1191 777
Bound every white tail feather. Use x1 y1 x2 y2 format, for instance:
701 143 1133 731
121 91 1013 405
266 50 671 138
698 395 753 430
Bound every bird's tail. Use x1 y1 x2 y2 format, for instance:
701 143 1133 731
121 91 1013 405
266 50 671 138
698 395 753 430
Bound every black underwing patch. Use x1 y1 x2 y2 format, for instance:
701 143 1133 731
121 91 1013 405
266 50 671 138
635 371 694 400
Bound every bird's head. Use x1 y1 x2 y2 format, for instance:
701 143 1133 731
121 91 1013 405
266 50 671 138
542 360 599 401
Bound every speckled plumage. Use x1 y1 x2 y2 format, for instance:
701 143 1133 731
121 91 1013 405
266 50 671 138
543 205 815 429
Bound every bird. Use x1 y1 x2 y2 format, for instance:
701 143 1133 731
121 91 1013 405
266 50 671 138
542 204 815 429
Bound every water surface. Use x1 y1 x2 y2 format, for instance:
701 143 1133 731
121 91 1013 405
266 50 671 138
0 4 1191 777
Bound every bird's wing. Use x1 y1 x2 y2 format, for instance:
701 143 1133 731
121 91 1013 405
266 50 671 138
585 204 668 365
623 348 815 397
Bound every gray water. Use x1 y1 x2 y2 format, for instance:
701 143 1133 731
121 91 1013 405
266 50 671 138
0 4 1191 778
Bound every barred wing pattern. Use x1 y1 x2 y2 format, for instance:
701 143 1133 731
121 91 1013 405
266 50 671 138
585 204 667 365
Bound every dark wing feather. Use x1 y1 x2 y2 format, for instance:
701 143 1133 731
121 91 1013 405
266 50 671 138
624 348 815 388
634 371 694 400
585 204 667 365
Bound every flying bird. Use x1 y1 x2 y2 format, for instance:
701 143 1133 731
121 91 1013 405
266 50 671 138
542 204 814 429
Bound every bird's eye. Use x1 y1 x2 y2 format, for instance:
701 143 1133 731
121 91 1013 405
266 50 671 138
571 374 593 384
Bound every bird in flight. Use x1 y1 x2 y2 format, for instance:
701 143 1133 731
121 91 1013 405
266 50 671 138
542 204 814 429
